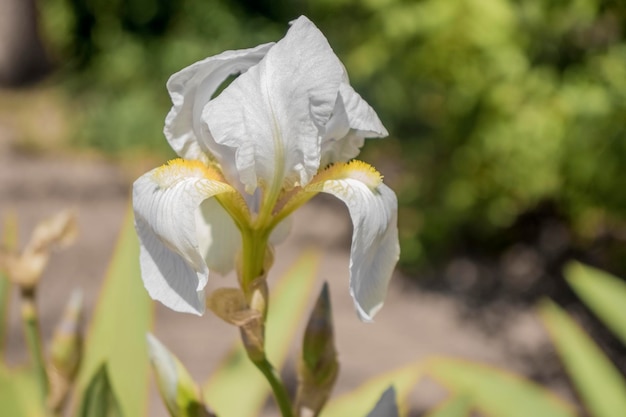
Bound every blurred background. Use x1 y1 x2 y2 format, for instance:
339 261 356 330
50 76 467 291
1 0 625 414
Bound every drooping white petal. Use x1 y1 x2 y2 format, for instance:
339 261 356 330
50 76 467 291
195 198 241 275
308 167 399 322
203 16 344 193
133 161 234 315
320 83 389 166
164 43 273 163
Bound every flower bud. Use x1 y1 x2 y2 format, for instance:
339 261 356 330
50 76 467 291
50 290 83 378
147 334 215 417
296 282 339 415
48 290 84 411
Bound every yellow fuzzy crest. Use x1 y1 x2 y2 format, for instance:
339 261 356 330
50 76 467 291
315 160 383 189
152 158 224 188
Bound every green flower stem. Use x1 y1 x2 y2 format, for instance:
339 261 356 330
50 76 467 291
252 357 294 417
240 229 269 295
20 288 49 406
240 229 294 416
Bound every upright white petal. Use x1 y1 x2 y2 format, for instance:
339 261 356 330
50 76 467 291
203 16 344 193
164 43 273 163
320 83 389 166
309 171 399 322
133 161 234 315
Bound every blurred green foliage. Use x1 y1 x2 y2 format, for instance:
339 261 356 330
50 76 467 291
39 0 626 270
40 0 284 155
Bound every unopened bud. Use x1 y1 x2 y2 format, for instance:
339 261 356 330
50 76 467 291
50 290 83 378
48 290 83 411
296 282 339 415
147 334 214 417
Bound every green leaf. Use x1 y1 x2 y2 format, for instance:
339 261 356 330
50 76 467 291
0 211 18 353
77 207 153 417
78 364 124 417
321 363 421 417
565 261 626 345
365 386 399 417
425 357 575 417
203 250 320 417
423 395 471 417
0 364 43 417
539 300 626 417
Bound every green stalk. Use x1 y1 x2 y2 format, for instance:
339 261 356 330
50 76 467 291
240 229 269 296
252 358 294 417
239 229 294 416
20 288 49 405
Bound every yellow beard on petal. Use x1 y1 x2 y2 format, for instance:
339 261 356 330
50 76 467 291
269 160 384 229
152 158 225 189
313 160 383 190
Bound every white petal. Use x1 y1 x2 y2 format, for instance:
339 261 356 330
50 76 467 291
320 83 388 166
164 43 273 162
195 198 241 275
203 16 344 193
313 178 399 321
339 83 388 136
133 163 234 315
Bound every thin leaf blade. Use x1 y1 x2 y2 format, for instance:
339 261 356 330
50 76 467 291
540 300 626 417
565 262 626 345
78 364 124 417
77 207 153 417
0 210 18 353
425 356 576 417
424 395 471 417
365 386 399 417
0 364 43 417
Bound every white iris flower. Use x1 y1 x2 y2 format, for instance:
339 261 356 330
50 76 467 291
132 16 399 322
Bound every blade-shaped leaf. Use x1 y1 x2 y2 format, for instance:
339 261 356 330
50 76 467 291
425 356 576 417
78 364 124 417
424 395 471 417
0 211 18 353
321 362 421 417
0 364 43 417
565 262 626 345
77 207 153 417
539 300 626 417
203 250 320 417
365 386 399 417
